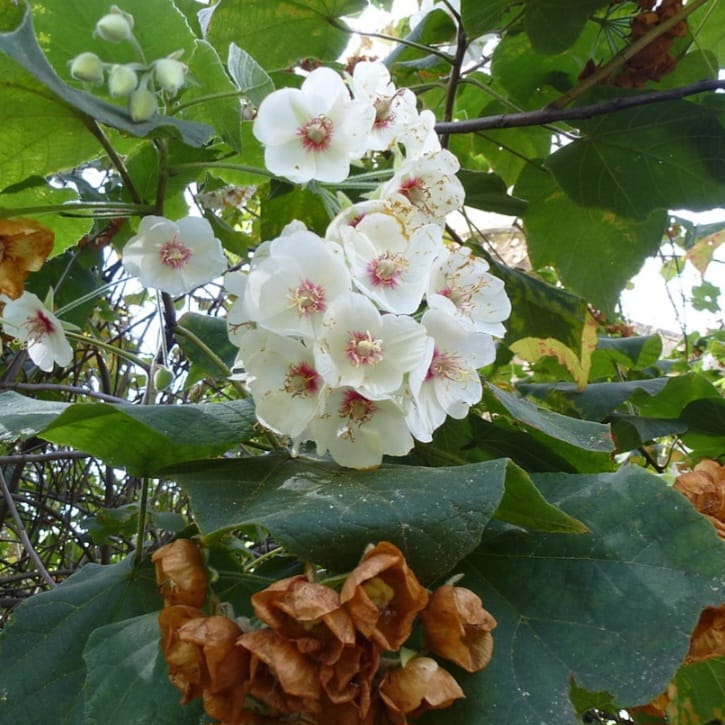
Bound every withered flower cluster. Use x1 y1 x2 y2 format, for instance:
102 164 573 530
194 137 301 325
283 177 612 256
614 0 687 88
153 539 497 725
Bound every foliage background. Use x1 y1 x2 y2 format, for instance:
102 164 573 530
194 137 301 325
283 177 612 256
0 0 723 723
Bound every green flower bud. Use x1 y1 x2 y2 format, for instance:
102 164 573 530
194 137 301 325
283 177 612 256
95 7 134 42
152 365 174 390
69 51 104 84
154 57 187 95
129 88 157 122
108 64 138 97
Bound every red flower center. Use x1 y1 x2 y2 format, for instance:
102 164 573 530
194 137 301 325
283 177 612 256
298 115 334 152
159 237 192 269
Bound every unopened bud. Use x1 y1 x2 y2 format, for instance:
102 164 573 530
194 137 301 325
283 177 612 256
129 87 157 121
108 64 137 97
153 365 174 390
154 57 187 95
95 7 134 42
69 52 104 84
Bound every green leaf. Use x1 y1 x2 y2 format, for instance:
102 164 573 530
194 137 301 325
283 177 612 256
491 261 590 353
590 335 664 379
179 39 242 152
449 467 725 723
690 0 725 65
177 311 238 377
631 373 722 419
0 557 160 724
165 455 573 582
38 399 256 475
524 0 608 54
83 613 204 725
491 30 583 108
0 5 212 181
204 0 367 69
0 391 69 442
227 43 274 108
486 383 615 451
515 163 667 313
460 0 514 36
546 100 725 220
681 397 725 436
0 181 92 255
261 183 330 239
519 378 671 422
610 414 687 451
458 169 528 216
667 657 725 724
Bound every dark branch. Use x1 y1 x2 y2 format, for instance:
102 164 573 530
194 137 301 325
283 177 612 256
434 79 725 135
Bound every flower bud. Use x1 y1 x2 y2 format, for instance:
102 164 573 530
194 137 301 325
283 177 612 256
107 64 137 97
154 57 187 95
129 87 157 122
69 52 104 84
153 364 174 390
95 7 134 42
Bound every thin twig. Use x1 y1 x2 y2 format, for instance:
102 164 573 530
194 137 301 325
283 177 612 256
0 468 57 588
0 451 90 465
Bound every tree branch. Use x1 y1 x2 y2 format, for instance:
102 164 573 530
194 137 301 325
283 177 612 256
434 79 725 134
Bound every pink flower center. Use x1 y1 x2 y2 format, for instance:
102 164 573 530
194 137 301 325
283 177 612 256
288 279 326 317
283 361 321 398
373 97 394 129
399 176 430 209
339 389 376 424
438 272 483 315
26 309 55 342
425 348 467 382
345 330 383 366
297 115 334 152
367 252 407 289
159 237 192 270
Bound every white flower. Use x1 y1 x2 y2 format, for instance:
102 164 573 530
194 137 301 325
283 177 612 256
397 109 441 159
427 245 511 336
236 329 323 438
337 207 444 314
350 61 419 152
309 387 413 469
122 216 227 295
314 292 427 399
380 150 465 227
244 229 351 340
224 270 256 350
405 308 495 442
253 67 375 183
1 292 73 372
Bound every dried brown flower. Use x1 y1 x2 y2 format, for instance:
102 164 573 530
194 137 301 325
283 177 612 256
674 459 725 539
152 538 208 607
252 575 356 664
421 584 497 673
0 218 54 299
237 628 321 716
378 656 464 721
341 541 429 650
686 604 725 664
158 605 209 702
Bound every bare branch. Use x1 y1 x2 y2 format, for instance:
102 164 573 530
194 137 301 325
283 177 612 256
434 79 725 134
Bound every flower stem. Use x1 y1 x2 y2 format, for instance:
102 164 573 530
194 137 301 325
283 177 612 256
64 331 151 372
133 476 150 567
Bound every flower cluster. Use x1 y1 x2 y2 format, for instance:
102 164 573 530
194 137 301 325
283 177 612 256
229 61 511 468
68 6 188 122
154 539 497 725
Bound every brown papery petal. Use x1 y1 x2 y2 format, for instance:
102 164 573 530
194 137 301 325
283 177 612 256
152 538 208 607
421 585 497 673
0 218 54 299
687 604 725 664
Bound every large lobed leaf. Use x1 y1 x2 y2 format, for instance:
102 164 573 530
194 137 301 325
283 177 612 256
0 558 161 723
204 0 367 69
39 399 256 475
447 467 725 724
166 455 585 583
547 100 725 220
515 163 667 313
